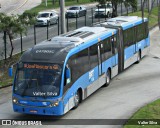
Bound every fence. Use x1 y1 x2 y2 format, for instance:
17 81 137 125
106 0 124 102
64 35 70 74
0 0 159 87
0 0 159 61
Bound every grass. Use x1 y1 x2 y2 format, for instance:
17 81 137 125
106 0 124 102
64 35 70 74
124 99 160 128
0 53 22 87
26 0 95 14
123 8 159 128
129 7 158 28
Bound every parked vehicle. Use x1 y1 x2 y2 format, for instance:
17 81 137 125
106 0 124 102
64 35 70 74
95 3 113 18
66 6 87 18
36 11 58 26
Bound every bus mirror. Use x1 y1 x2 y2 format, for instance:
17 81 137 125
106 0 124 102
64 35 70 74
8 66 13 77
66 68 71 84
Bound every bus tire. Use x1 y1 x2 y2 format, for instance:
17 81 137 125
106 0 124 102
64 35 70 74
73 90 81 109
136 51 141 64
104 70 111 87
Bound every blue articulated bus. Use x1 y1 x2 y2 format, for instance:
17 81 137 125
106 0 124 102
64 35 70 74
96 16 150 71
12 16 149 116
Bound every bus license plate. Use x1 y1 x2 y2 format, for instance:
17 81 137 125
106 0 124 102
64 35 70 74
30 110 37 113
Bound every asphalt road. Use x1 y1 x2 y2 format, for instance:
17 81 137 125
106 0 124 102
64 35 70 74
0 27 160 128
0 3 136 60
0 0 41 15
0 0 158 60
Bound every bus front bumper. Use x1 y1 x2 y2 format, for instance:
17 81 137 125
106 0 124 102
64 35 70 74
13 102 64 116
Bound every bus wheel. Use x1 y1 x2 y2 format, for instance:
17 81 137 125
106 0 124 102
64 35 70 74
104 70 111 87
136 51 141 63
73 90 80 109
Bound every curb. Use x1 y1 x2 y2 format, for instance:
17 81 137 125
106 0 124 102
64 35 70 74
149 24 158 30
0 84 12 89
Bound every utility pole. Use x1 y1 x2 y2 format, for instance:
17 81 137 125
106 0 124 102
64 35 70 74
60 0 66 34
158 0 160 30
45 0 47 7
149 0 152 12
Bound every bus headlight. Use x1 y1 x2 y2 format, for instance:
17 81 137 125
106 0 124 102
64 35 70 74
54 102 59 106
12 97 18 104
50 101 59 107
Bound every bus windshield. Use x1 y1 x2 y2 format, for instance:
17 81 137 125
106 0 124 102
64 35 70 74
14 63 62 97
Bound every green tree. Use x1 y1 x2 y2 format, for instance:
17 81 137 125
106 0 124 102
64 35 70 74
123 0 137 15
0 12 36 58
111 0 137 16
52 0 56 5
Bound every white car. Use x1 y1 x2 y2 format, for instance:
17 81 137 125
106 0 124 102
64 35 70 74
36 11 58 26
95 3 113 18
66 6 87 18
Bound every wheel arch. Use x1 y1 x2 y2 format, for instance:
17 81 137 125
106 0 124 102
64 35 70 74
139 49 142 58
107 67 111 78
77 88 83 103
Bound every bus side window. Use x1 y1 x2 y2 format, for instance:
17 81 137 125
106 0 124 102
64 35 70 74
65 65 71 85
111 36 115 55
114 35 118 54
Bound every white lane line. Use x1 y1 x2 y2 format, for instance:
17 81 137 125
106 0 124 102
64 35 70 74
49 26 57 30
8 0 29 14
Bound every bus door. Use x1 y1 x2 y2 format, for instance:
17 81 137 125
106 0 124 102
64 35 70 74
117 28 124 73
134 26 137 54
98 42 103 76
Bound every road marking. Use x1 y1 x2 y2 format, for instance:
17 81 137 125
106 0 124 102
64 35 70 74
8 0 29 14
49 27 53 30
13 36 26 41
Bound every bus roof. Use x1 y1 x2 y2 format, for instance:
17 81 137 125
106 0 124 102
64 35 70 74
20 26 116 64
99 16 148 30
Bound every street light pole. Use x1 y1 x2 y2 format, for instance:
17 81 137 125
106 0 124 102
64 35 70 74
45 0 47 7
158 0 160 30
149 0 152 12
60 0 66 34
